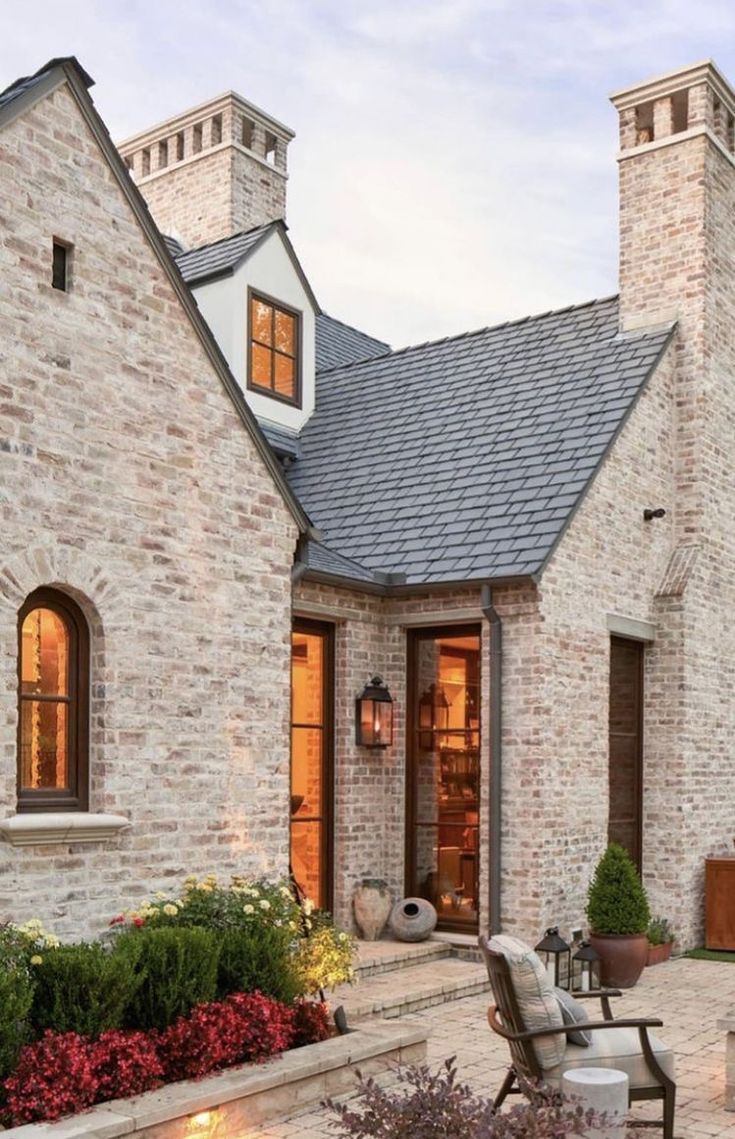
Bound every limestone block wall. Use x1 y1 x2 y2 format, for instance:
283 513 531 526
0 82 298 938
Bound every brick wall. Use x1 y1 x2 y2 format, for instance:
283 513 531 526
0 80 299 938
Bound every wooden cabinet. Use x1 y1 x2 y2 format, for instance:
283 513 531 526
705 858 735 950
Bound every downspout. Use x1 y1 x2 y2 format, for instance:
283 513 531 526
480 584 502 934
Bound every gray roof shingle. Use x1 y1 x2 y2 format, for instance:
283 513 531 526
315 313 390 371
0 57 93 113
175 223 275 284
287 297 673 586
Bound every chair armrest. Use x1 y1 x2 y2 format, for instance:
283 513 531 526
570 987 622 1021
487 1005 663 1043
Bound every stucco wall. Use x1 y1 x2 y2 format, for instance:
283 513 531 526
0 80 299 938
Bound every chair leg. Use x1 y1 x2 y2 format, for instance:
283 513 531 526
663 1083 676 1139
493 1067 517 1109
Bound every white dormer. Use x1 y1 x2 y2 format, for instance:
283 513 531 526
176 222 318 433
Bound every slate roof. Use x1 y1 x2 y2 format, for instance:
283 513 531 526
259 421 301 462
302 540 384 585
287 296 673 586
175 223 275 284
0 56 93 112
316 313 390 372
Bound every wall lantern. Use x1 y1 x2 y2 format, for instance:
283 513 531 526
418 683 450 749
355 676 393 748
572 940 600 993
535 926 571 990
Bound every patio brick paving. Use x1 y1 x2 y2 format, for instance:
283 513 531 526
249 956 735 1139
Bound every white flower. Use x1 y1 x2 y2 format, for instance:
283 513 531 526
243 904 255 915
259 899 270 910
302 898 314 916
163 904 178 916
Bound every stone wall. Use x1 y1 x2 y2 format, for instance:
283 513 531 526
0 80 299 938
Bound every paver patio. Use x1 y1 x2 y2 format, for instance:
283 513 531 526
249 956 735 1139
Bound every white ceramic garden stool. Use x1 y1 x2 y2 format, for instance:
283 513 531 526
561 1067 628 1139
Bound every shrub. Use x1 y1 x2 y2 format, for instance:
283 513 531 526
3 1030 97 1125
327 1057 597 1139
157 999 248 1081
293 911 355 994
217 926 301 1004
586 843 651 935
228 990 295 1061
118 926 219 1031
647 916 674 946
90 1030 164 1101
291 999 331 1047
30 941 142 1038
0 926 35 1084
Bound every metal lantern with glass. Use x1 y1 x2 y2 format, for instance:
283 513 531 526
355 676 393 748
572 940 601 992
535 926 571 989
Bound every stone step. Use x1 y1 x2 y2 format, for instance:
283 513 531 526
336 956 491 1021
354 938 453 979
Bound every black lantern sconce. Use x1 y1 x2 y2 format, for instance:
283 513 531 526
418 683 450 749
535 926 571 990
572 940 600 993
355 676 394 748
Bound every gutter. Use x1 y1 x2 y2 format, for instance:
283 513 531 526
480 584 502 935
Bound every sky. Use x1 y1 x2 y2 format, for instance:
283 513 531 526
3 1 735 348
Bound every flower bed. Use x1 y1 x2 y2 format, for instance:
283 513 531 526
0 875 354 1127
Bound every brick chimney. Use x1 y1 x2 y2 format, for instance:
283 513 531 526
611 61 735 538
118 92 294 249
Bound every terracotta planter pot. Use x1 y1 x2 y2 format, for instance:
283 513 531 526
589 932 649 988
646 941 673 967
353 881 392 941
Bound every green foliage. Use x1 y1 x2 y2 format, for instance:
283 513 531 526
647 916 674 945
586 843 651 935
216 927 302 1004
294 911 355 995
0 926 35 1083
128 875 302 933
29 941 142 1038
118 926 219 1031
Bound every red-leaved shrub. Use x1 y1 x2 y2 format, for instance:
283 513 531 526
291 999 332 1047
157 999 246 1081
4 1030 98 1124
228 990 295 1061
91 1030 164 1101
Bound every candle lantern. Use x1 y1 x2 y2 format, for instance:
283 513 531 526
535 926 571 990
418 683 450 749
355 676 393 748
572 940 600 993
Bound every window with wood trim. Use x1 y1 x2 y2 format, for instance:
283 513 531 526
248 291 301 405
17 589 89 812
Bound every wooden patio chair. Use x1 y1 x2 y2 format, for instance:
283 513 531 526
478 934 676 1139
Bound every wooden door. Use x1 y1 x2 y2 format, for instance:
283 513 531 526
608 636 643 870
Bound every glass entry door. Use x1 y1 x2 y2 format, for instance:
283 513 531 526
290 620 333 909
407 626 481 932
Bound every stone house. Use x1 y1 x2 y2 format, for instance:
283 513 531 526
1 54 733 949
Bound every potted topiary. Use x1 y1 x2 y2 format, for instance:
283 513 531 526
586 843 651 988
646 916 675 967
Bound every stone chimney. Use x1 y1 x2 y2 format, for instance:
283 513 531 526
118 92 294 249
611 60 735 538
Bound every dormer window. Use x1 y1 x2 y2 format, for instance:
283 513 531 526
248 290 301 406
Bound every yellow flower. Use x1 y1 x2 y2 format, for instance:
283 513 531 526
163 904 178 916
30 955 43 966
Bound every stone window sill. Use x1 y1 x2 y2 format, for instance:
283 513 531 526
0 813 131 847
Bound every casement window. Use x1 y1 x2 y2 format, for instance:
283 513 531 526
17 589 89 812
248 290 301 406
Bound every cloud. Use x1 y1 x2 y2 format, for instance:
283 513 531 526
1 0 735 345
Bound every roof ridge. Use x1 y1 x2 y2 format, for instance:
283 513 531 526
319 311 389 347
175 219 281 260
316 293 621 376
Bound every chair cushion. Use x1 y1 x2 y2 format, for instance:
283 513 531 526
486 934 565 1070
543 1025 675 1089
555 987 591 1046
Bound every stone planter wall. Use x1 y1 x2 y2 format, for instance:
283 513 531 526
3 1021 427 1139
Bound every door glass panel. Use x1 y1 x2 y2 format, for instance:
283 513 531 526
410 630 481 931
291 626 331 910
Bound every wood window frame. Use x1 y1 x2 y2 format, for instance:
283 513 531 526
247 287 302 408
608 635 644 872
17 588 90 813
290 618 334 912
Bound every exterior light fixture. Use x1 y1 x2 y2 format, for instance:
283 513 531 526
418 683 450 750
355 676 393 748
535 926 571 990
643 507 667 521
572 940 600 993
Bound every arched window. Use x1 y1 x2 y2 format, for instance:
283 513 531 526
17 589 89 812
